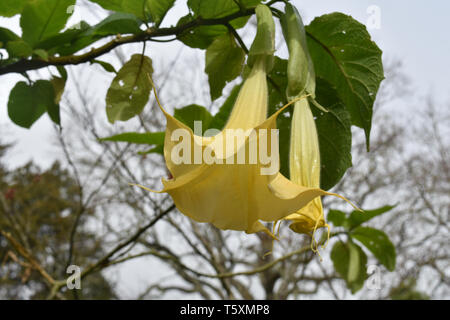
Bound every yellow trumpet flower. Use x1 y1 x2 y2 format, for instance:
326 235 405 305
134 58 347 237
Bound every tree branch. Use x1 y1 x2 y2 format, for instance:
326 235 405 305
0 8 256 76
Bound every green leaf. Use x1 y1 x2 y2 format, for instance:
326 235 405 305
348 205 396 229
306 13 384 149
89 12 143 36
0 0 27 17
205 33 245 101
331 240 367 293
8 80 59 128
327 209 347 227
187 0 261 19
91 59 117 73
174 104 213 134
106 54 154 123
351 226 396 271
21 0 76 47
280 3 315 98
146 0 176 26
248 4 275 71
89 0 123 12
6 40 33 58
99 131 165 145
209 84 242 131
313 78 352 190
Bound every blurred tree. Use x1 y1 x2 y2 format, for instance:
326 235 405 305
0 144 116 299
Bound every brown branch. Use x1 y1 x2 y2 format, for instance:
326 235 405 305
0 8 256 76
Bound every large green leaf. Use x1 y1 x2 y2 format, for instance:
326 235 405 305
99 132 165 145
312 78 352 190
7 80 59 128
351 226 396 271
331 240 367 294
306 13 384 149
0 0 27 17
347 205 396 229
174 104 213 135
106 54 154 123
20 0 76 47
205 33 245 101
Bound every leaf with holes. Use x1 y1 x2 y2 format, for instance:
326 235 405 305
106 54 153 123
